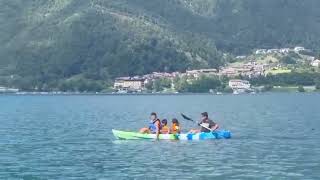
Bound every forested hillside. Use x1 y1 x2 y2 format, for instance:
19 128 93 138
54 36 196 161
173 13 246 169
1 0 320 91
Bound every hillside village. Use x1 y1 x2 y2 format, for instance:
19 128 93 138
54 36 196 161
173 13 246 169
1 46 319 94
114 46 320 94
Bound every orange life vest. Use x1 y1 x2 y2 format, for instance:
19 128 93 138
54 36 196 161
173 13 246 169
160 125 170 134
171 123 180 134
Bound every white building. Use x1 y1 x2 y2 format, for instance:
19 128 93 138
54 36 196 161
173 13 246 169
236 56 246 59
267 49 280 54
280 48 290 54
311 60 320 67
0 87 19 93
294 46 305 53
255 49 267 55
306 56 315 61
228 80 251 90
114 77 145 91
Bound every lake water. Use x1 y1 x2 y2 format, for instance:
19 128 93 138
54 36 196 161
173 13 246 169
0 94 320 179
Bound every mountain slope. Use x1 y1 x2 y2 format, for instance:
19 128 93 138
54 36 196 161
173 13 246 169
1 0 320 91
130 0 320 52
0 0 227 90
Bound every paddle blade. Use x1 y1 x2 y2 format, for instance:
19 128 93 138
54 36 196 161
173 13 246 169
181 113 194 122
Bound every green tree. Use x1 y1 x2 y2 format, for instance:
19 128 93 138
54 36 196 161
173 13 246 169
298 86 305 92
144 81 153 90
280 56 296 64
174 77 189 92
262 85 274 92
153 79 163 92
158 78 172 89
222 86 233 93
251 73 320 86
177 76 222 93
315 80 320 90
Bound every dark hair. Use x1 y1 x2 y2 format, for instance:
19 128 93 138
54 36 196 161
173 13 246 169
201 112 208 118
172 118 179 126
161 119 168 125
150 112 157 117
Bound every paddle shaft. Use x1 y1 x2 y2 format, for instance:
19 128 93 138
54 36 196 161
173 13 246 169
181 113 213 132
199 123 213 131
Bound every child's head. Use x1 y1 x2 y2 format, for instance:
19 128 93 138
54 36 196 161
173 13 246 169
172 118 179 125
161 119 168 126
150 112 157 120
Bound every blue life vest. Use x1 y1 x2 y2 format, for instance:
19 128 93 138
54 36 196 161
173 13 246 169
148 119 160 133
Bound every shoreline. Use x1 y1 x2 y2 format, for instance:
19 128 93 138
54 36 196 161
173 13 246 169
0 91 319 96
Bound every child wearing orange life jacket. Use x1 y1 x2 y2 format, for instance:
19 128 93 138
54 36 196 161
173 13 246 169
160 119 170 134
171 118 181 134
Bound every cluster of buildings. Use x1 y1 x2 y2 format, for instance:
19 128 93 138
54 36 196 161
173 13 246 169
228 79 252 94
113 72 253 93
114 77 146 92
113 65 261 92
114 72 179 92
255 46 306 55
113 45 319 93
219 62 266 78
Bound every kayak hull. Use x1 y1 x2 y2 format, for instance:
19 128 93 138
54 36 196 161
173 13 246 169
177 130 231 140
112 129 178 140
112 129 231 140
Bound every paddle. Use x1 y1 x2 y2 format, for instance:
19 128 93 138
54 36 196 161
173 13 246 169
180 113 213 132
180 113 195 122
181 113 219 139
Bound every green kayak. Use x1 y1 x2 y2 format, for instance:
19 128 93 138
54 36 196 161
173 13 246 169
112 129 178 140
112 129 232 140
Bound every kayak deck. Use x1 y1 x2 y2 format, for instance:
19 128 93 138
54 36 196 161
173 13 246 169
112 129 178 140
112 129 231 140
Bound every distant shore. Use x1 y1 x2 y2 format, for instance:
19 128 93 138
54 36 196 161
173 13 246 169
0 92 229 96
1 91 319 96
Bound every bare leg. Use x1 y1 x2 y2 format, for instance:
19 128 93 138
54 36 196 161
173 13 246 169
139 127 150 134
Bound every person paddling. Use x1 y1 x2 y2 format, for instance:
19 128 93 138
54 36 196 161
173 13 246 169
189 112 219 133
139 112 161 139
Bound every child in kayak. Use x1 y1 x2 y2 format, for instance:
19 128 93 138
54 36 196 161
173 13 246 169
160 119 170 134
171 118 181 134
139 112 161 138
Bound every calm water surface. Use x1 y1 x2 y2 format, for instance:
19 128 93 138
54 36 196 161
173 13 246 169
0 94 320 179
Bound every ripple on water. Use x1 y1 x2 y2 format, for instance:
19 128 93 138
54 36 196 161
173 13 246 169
0 94 320 179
